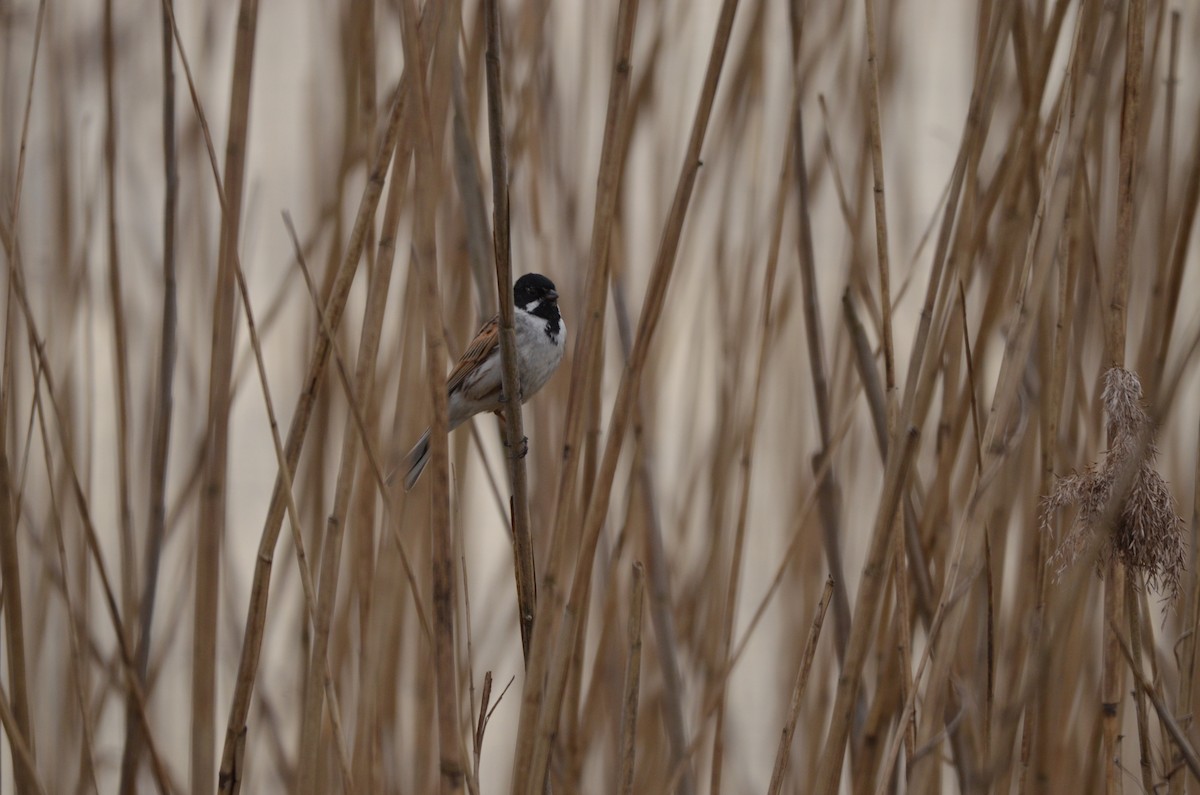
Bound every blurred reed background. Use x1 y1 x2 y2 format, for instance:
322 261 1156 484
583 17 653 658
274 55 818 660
1 0 1200 792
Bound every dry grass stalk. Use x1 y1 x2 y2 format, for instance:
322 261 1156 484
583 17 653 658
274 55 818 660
767 577 834 794
192 2 260 792
482 0 537 664
118 4 180 787
617 562 645 795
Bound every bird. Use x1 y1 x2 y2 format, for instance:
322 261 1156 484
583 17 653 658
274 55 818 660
397 273 566 491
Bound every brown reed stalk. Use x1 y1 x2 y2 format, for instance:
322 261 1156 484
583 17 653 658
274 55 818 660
789 5 851 667
1176 413 1200 795
617 562 645 795
192 2 259 792
118 2 179 787
509 0 643 784
1 5 47 791
767 577 834 795
0 404 34 795
811 422 921 795
0 678 46 795
102 0 136 640
1099 3 1146 789
399 0 465 791
861 0 895 399
481 0 537 663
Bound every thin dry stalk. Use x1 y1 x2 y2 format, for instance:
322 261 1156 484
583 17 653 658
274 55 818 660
1104 8 1147 785
1 5 47 793
102 0 136 641
192 2 259 793
617 562 646 795
1154 71 1200 387
481 0 536 663
811 426 921 795
861 0 895 396
1113 620 1200 784
399 0 465 790
118 4 179 789
790 14 851 665
1175 412 1200 795
1126 576 1154 793
767 577 834 795
0 679 47 795
0 427 34 795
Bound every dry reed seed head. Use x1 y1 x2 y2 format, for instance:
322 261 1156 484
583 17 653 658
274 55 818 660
1041 366 1186 601
1101 366 1146 441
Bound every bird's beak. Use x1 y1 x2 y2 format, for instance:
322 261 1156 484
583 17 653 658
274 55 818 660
546 289 558 301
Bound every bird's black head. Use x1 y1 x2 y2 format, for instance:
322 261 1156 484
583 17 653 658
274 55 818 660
514 273 559 311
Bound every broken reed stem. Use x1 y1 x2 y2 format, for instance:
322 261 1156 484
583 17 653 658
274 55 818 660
482 0 536 663
617 562 646 795
767 577 835 795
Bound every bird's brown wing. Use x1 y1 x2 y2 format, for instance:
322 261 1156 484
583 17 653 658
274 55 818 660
446 314 500 395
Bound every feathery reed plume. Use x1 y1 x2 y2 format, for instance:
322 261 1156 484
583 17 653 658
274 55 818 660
1042 367 1186 599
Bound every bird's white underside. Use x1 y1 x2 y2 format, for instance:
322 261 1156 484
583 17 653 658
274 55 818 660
449 301 566 427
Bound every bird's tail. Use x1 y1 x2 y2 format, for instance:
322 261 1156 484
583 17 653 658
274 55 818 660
397 429 431 491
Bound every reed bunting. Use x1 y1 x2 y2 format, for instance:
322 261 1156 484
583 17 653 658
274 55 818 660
398 273 566 490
